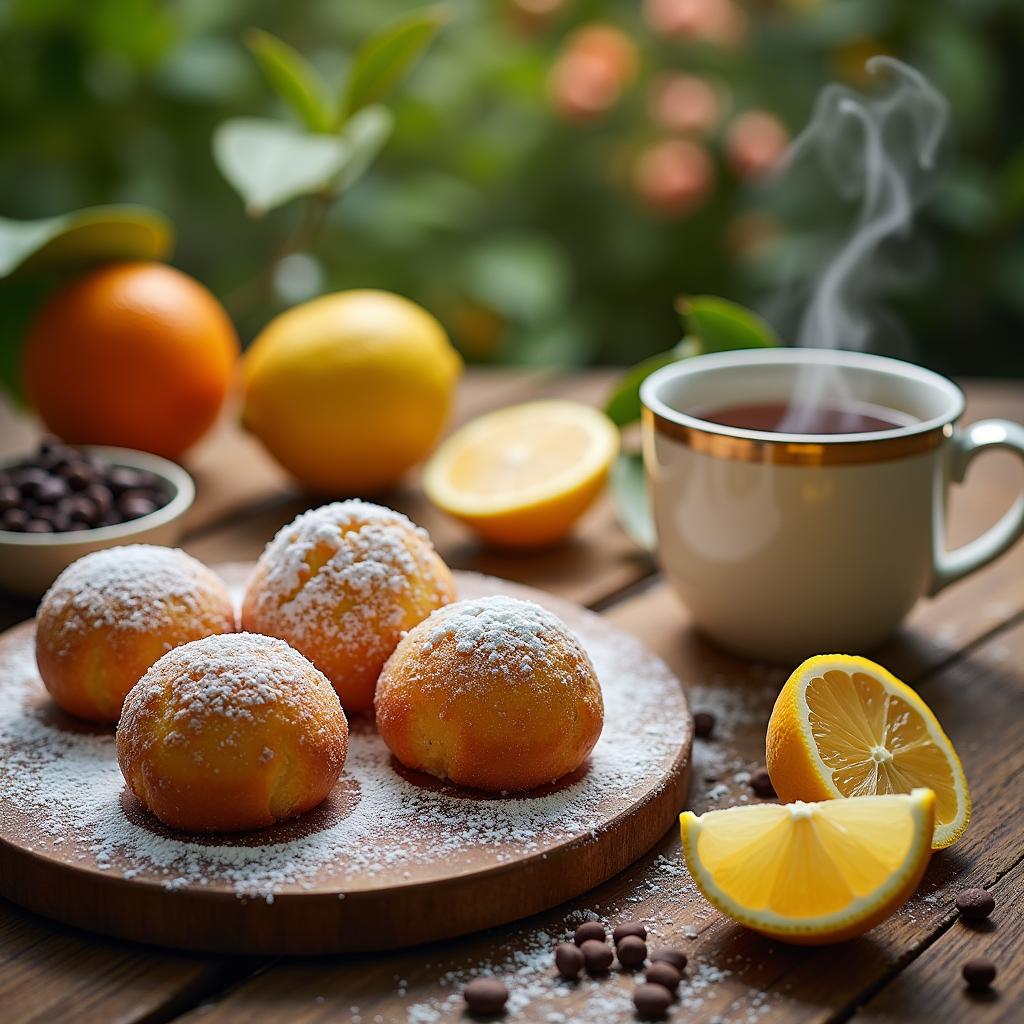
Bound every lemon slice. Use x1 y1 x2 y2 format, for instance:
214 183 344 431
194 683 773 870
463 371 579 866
680 790 935 944
423 400 619 547
766 655 970 849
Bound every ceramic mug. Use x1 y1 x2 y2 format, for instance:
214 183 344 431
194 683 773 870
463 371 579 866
640 348 1024 661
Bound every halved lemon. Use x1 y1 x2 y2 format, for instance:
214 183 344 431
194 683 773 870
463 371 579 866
766 655 970 849
423 400 619 548
680 790 935 944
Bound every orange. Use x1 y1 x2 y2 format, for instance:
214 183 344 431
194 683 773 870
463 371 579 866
23 261 239 459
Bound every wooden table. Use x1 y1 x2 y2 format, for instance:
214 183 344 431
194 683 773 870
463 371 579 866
1 370 1022 1023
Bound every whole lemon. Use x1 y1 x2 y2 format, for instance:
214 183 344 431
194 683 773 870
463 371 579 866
241 290 462 493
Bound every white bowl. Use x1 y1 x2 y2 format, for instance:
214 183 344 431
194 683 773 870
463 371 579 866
0 446 195 599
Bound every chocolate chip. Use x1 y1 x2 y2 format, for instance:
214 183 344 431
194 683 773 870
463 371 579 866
750 766 776 798
616 935 648 968
956 888 995 922
463 977 508 1014
84 483 113 514
1 509 28 531
574 921 606 945
24 519 53 533
580 939 613 974
645 961 681 993
554 942 584 980
693 711 715 738
650 948 687 972
30 505 62 523
61 495 99 524
60 462 95 491
633 982 672 1019
107 466 146 494
962 958 996 991
119 496 158 520
17 468 51 499
0 485 18 512
613 921 648 944
39 475 69 504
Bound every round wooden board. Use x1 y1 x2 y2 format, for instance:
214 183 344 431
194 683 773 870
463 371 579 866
0 568 692 955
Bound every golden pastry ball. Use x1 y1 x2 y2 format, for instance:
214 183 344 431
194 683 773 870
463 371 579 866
375 595 604 791
35 545 236 723
241 501 455 712
117 632 348 833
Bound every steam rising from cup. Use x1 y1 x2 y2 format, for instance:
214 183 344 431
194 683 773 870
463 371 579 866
772 57 949 433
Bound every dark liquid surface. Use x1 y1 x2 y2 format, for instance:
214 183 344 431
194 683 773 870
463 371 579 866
690 401 913 435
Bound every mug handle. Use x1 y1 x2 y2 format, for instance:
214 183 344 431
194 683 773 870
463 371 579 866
929 419 1024 595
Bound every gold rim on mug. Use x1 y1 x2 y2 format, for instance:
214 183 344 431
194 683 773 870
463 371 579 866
643 406 953 466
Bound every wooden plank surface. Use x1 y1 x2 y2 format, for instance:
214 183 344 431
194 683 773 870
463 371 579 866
0 376 1022 1024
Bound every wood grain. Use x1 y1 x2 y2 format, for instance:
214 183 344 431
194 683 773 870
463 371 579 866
171 578 1024 1024
859 858 1023 1022
0 377 1022 1024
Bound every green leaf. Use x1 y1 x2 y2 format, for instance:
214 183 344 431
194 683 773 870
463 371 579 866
246 29 334 133
0 206 173 280
604 346 686 428
679 295 779 353
213 118 349 216
333 105 394 191
339 7 446 122
0 278 52 404
610 453 655 551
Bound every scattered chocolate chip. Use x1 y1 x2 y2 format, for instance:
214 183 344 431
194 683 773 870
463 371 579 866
750 766 776 798
574 921 606 945
633 982 672 1019
24 519 53 533
616 936 648 968
645 961 681 994
962 958 996 991
613 921 648 944
580 939 613 974
693 711 715 738
554 942 584 980
463 977 508 1014
650 948 687 972
956 888 995 922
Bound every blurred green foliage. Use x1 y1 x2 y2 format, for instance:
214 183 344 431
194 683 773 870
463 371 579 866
1 0 1023 375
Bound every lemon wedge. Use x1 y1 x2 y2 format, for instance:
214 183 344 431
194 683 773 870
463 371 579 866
423 400 619 547
766 655 970 849
680 790 935 944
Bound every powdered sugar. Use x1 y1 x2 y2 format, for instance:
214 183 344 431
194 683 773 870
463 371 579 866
242 500 447 662
0 571 689 910
38 544 231 641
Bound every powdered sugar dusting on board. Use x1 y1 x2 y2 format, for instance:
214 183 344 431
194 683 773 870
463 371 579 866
0 572 689 902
